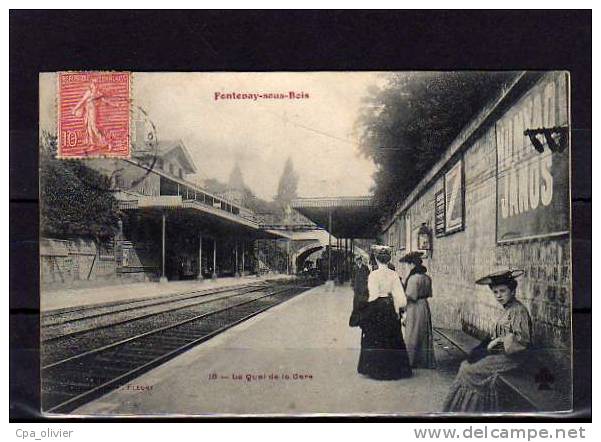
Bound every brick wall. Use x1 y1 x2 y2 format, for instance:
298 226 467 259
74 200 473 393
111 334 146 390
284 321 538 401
40 237 150 290
384 73 571 354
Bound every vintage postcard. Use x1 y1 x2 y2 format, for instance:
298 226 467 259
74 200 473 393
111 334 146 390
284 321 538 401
39 71 572 416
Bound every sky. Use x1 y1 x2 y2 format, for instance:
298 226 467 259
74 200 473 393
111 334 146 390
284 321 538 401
40 72 387 201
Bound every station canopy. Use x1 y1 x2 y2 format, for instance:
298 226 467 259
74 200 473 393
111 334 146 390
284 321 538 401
291 196 380 239
118 195 288 240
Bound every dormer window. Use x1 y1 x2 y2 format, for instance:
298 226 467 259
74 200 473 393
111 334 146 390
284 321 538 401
169 163 174 175
179 168 184 179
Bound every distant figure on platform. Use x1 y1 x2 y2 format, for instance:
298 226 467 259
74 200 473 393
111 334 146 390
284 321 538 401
350 256 370 327
400 252 436 369
356 246 412 380
443 270 532 412
369 252 378 271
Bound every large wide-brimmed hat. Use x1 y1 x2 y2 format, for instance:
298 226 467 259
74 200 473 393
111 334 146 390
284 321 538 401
475 269 524 286
370 245 392 252
399 251 424 265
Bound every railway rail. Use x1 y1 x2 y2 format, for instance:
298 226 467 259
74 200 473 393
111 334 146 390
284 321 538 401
41 283 269 342
41 281 314 414
41 281 268 327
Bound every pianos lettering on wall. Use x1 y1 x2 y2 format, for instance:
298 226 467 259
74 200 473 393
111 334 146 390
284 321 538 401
496 72 570 243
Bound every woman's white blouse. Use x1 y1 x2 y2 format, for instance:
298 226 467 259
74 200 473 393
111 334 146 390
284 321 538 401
367 267 407 312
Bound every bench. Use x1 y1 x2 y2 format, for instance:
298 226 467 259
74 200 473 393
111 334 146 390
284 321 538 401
435 328 572 412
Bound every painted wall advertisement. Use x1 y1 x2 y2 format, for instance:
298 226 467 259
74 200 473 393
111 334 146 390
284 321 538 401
444 159 464 234
496 72 570 243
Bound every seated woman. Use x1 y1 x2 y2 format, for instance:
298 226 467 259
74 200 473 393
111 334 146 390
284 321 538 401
442 269 532 412
357 246 412 380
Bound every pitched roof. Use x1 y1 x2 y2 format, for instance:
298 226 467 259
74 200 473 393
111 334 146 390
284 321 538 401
134 139 197 174
157 140 197 174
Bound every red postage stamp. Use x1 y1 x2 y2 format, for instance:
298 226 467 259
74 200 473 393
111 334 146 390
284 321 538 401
57 71 131 158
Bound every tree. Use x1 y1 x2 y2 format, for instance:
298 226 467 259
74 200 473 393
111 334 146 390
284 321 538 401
203 178 228 195
227 161 246 191
39 131 120 240
357 72 516 222
203 172 280 218
275 157 299 208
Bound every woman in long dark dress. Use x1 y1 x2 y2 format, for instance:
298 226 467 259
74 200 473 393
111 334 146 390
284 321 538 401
400 252 436 369
357 247 412 380
442 270 532 412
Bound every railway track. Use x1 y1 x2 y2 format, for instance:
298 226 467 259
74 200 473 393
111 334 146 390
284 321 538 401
41 281 268 327
41 283 268 342
41 282 313 414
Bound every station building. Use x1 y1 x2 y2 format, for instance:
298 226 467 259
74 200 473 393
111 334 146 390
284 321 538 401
40 138 290 288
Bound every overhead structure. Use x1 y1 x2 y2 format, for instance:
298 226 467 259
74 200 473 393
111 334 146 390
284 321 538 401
291 196 380 284
291 196 380 239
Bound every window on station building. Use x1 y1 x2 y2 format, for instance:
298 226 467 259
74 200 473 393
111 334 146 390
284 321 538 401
114 173 125 189
160 176 179 196
178 168 184 179
168 163 174 175
157 159 164 170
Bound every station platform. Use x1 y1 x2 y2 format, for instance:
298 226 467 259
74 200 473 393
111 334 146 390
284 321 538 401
74 284 457 416
41 274 294 312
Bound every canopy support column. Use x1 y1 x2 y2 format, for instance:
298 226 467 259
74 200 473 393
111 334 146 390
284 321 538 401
286 239 290 275
212 238 217 279
344 238 348 283
235 240 240 277
328 210 332 282
241 240 245 276
197 232 203 280
160 211 168 283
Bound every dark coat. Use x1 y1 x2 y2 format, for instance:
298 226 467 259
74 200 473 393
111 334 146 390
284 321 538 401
352 264 370 311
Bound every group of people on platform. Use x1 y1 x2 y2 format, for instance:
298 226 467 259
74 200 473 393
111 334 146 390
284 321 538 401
350 245 532 412
351 247 435 380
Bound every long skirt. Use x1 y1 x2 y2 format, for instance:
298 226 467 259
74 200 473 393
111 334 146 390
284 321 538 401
405 299 436 368
442 354 521 412
358 297 412 380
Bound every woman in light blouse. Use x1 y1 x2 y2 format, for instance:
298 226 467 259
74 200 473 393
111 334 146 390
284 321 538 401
356 246 412 380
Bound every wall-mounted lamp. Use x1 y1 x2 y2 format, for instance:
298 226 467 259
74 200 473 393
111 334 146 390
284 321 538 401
524 126 569 154
417 222 432 257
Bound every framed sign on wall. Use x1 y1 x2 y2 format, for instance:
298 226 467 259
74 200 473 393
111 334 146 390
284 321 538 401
434 189 446 237
444 159 464 234
495 72 570 243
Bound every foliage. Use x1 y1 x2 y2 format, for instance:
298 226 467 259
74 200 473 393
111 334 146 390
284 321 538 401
357 72 516 221
39 132 120 240
204 172 280 217
203 178 228 195
274 157 299 208
227 162 246 191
